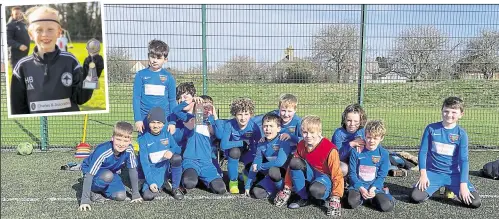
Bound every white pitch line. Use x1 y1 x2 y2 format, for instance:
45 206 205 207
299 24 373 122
2 194 499 202
1 195 250 202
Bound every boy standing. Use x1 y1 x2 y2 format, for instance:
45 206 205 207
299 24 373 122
347 120 395 212
274 115 343 217
133 40 177 136
10 6 101 114
410 97 481 208
79 122 142 211
138 107 183 201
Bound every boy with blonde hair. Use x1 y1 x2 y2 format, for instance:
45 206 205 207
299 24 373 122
254 94 302 155
275 115 343 217
79 122 142 211
10 6 100 114
347 120 395 212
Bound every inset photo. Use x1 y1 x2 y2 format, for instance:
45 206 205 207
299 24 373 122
2 1 108 118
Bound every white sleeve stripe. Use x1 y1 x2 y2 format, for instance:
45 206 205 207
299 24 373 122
89 149 113 175
74 65 82 70
59 53 82 66
13 56 34 78
126 147 137 168
60 52 78 59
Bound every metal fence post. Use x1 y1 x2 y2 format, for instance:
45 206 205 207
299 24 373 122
39 116 49 151
357 4 367 106
202 4 208 95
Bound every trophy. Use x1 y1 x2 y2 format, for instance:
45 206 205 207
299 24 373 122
82 38 100 89
195 103 204 126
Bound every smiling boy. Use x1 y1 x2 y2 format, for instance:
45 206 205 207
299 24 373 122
79 122 142 211
410 97 481 208
10 6 98 114
274 115 344 217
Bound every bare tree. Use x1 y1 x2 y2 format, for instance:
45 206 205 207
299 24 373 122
389 26 452 81
311 24 360 83
273 57 316 83
214 56 260 83
106 48 133 83
456 30 499 80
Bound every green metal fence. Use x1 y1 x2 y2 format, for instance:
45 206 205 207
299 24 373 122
1 4 498 150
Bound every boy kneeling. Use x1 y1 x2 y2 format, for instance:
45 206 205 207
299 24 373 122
79 122 142 211
274 115 344 217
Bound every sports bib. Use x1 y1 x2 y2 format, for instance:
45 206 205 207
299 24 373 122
433 142 455 156
144 84 165 96
359 165 376 181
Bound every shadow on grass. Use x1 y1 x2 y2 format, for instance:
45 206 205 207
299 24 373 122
13 120 41 145
384 182 413 204
72 178 83 204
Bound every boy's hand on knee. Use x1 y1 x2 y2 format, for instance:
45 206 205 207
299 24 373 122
459 183 474 205
78 204 91 211
359 187 372 199
163 150 173 159
150 184 159 193
368 187 376 198
135 121 144 133
167 124 176 135
416 175 430 191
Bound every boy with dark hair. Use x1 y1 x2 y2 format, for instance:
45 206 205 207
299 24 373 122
245 113 291 199
171 83 226 195
410 97 481 208
138 107 183 201
133 39 177 136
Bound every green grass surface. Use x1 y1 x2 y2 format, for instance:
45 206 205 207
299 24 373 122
2 80 499 149
1 151 498 218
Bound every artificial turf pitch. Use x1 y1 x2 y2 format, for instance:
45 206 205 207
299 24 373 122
1 151 498 218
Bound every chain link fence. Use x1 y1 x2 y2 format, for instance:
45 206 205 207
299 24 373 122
1 4 498 150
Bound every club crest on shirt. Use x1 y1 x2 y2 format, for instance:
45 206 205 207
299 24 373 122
372 155 381 164
160 138 169 146
61 72 73 87
272 144 280 151
159 75 167 83
245 132 253 138
288 126 296 133
449 134 459 143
